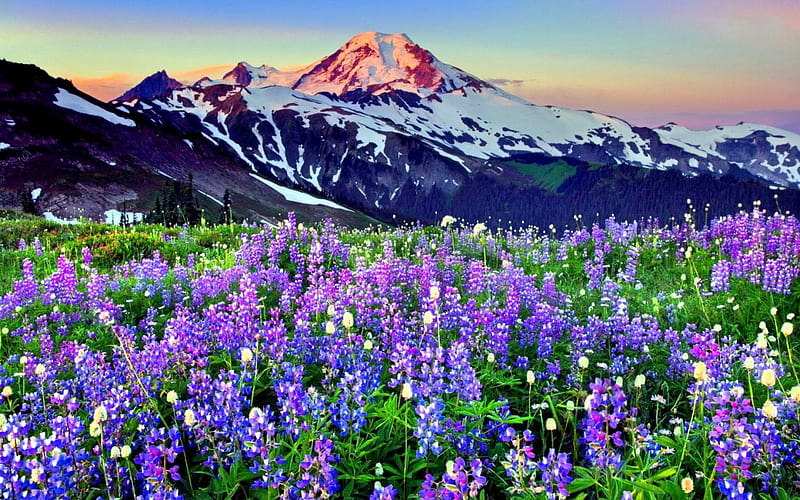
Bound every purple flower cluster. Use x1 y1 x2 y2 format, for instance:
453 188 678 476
580 378 632 470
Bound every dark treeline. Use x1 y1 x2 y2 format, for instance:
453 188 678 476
145 174 236 227
387 162 799 231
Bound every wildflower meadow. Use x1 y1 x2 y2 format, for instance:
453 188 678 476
0 205 799 499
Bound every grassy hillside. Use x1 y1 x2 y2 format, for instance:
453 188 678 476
0 208 798 498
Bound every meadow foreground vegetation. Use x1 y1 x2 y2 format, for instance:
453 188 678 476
0 206 798 499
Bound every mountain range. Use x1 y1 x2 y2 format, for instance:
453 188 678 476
2 32 800 227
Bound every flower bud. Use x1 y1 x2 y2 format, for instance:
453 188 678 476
760 368 776 388
166 390 178 404
681 477 694 493
634 374 646 389
545 418 557 431
526 370 535 385
578 356 589 369
184 409 196 426
422 311 434 326
762 399 777 419
781 322 793 337
693 361 709 382
93 405 107 423
240 347 254 364
743 356 755 370
401 382 413 400
342 311 354 330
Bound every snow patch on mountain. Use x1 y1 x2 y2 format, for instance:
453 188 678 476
249 173 351 211
104 209 143 225
54 89 135 126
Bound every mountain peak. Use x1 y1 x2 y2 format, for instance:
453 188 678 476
116 70 183 103
291 31 483 96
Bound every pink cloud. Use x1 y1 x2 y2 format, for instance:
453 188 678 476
70 73 135 101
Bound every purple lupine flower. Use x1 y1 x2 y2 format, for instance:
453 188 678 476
580 378 631 470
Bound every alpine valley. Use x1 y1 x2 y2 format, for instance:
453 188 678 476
3 31 800 227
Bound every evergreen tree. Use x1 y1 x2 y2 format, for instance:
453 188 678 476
184 173 201 225
219 189 233 224
19 186 39 215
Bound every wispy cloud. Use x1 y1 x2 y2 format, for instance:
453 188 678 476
486 78 529 87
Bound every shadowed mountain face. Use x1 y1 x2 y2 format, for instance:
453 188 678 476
112 32 800 227
0 60 372 226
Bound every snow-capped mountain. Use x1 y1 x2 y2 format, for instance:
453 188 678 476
655 122 800 188
0 60 369 225
112 31 800 225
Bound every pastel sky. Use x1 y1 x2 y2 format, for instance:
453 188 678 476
2 0 799 132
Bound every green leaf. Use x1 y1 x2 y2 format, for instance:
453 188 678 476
620 478 664 494
650 467 678 481
568 478 597 493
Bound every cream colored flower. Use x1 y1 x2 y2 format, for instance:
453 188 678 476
184 409 196 426
325 321 335 335
760 368 776 388
762 399 778 419
526 370 535 385
30 466 44 484
693 361 709 382
790 385 800 403
545 418 557 431
326 304 335 316
578 356 589 370
430 285 440 300
401 382 413 400
743 356 755 370
342 311 354 330
93 405 108 423
363 339 374 351
1 386 12 398
634 374 646 389
110 446 121 458
781 322 793 337
487 352 496 363
34 364 45 376
681 477 694 493
166 390 178 404
120 445 131 458
240 347 254 364
89 421 102 438
440 215 456 228
473 223 487 236
423 311 434 326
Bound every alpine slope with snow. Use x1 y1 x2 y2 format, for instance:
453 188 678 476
0 60 372 226
118 32 800 208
